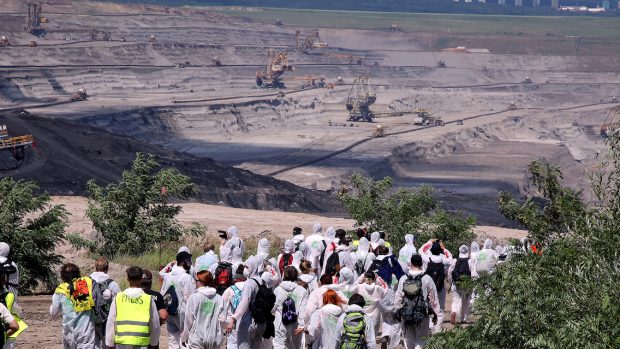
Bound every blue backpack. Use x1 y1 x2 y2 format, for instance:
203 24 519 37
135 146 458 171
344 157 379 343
230 285 242 312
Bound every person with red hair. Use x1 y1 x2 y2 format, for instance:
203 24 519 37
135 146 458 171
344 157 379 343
306 289 345 348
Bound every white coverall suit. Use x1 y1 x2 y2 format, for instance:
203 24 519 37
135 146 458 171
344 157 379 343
50 292 97 349
272 280 308 349
160 266 196 349
392 270 440 349
182 286 228 349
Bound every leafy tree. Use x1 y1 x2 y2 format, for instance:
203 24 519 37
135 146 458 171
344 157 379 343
338 173 475 252
76 153 203 258
0 178 68 293
427 135 620 348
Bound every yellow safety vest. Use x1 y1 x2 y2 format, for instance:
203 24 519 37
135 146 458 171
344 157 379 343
54 277 95 312
114 292 152 347
4 292 28 339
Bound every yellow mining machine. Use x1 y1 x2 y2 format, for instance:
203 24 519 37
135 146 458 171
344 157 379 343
0 125 34 161
346 76 376 122
25 2 46 36
600 106 620 137
296 30 327 53
256 50 294 88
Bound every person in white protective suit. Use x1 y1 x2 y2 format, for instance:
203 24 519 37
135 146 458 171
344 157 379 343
354 271 388 336
469 241 480 278
298 260 318 293
322 237 354 276
419 240 452 334
272 266 308 349
226 256 270 349
369 231 381 252
293 242 312 270
307 289 345 349
0 243 19 298
335 294 376 349
304 223 326 270
90 257 121 349
277 240 297 277
391 254 440 349
448 245 474 325
352 237 376 277
292 227 306 249
160 246 197 279
335 267 357 299
316 227 337 276
208 246 232 276
231 247 244 272
160 251 197 349
476 239 498 276
182 269 227 349
304 274 349 325
256 238 271 261
222 264 249 349
397 234 417 272
50 263 96 349
195 242 219 271
224 226 245 256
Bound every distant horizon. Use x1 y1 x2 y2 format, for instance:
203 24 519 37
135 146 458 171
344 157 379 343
97 0 620 17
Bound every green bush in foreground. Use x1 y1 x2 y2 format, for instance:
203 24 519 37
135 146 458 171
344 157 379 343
0 178 69 293
70 153 204 258
427 134 620 348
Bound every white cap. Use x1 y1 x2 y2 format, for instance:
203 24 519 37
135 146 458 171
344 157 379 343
0 242 9 257
178 246 191 255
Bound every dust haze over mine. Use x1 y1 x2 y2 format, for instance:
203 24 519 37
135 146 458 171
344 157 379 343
1 0 619 226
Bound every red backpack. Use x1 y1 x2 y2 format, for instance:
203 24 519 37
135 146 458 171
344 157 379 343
215 262 233 295
279 253 294 274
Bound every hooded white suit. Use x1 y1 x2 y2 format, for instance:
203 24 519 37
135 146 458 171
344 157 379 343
272 280 309 349
308 304 343 349
161 265 196 349
224 226 245 256
182 286 227 349
397 234 417 272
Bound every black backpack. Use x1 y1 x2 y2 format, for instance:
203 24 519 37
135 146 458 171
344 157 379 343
397 274 430 327
214 262 234 295
281 293 298 325
92 279 113 337
425 260 445 292
354 255 367 276
163 284 179 316
325 251 341 276
250 279 276 324
319 241 335 271
451 257 471 288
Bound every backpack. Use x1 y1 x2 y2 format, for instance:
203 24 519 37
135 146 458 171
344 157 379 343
250 279 276 324
281 293 298 325
163 284 179 316
215 262 233 295
398 275 430 327
319 241 336 270
425 260 445 292
451 258 471 288
278 253 293 275
354 255 367 276
230 285 243 313
92 279 113 336
324 251 341 276
338 311 367 349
